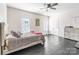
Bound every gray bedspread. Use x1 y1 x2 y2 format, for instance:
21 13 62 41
6 34 45 51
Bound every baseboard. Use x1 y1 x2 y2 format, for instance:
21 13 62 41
44 34 66 39
43 34 52 36
64 38 78 42
50 34 77 42
50 34 65 38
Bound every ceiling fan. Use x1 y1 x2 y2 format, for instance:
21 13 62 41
41 3 58 11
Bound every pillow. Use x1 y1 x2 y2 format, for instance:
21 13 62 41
10 31 21 38
35 32 42 34
17 31 22 36
31 31 42 35
34 32 42 35
6 34 16 39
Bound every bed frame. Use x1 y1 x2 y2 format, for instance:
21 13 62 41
3 40 44 55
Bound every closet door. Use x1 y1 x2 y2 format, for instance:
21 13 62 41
0 23 1 54
0 23 4 55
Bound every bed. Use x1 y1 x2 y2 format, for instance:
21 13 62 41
3 32 45 55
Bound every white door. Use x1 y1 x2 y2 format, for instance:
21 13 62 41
0 23 4 55
0 23 1 54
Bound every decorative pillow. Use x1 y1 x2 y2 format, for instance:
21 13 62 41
17 31 22 36
31 31 42 35
6 34 16 39
10 31 21 38
35 32 42 34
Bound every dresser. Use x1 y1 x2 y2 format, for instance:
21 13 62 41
64 26 79 41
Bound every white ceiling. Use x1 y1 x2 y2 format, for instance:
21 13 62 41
7 3 79 16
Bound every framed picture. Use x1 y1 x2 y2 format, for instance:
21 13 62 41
35 18 40 26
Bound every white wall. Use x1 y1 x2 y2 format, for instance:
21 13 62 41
49 9 79 37
7 7 48 34
0 4 7 23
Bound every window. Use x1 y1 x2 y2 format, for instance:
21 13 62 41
21 16 30 33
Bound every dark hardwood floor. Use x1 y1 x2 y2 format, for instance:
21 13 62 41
8 35 79 55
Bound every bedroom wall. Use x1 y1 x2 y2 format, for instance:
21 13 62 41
7 7 48 34
0 4 7 23
49 8 79 37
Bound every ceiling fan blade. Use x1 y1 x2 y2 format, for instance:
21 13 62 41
52 3 58 6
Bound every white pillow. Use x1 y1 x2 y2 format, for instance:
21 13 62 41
6 34 16 39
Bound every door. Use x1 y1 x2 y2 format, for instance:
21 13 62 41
0 23 1 54
0 23 4 55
